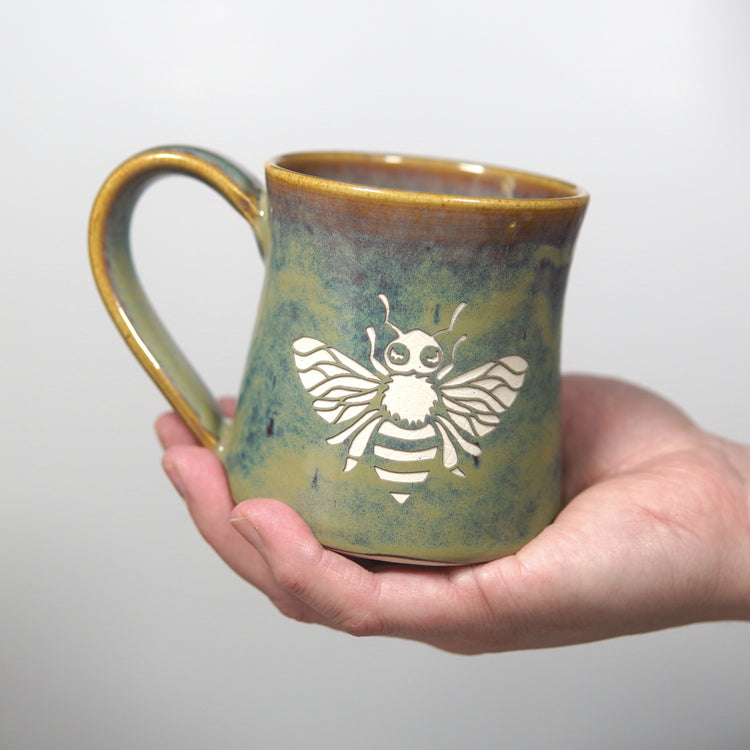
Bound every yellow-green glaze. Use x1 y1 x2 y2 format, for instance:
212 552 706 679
89 147 588 564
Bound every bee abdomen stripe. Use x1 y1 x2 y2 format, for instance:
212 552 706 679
375 467 430 483
377 422 436 440
373 445 438 462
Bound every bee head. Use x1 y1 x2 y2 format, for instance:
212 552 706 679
377 293 466 376
385 330 444 375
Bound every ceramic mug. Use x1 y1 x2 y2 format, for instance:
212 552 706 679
89 146 588 564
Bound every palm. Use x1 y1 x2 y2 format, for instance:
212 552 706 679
157 376 750 654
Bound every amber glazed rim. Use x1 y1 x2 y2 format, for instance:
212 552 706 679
266 152 589 212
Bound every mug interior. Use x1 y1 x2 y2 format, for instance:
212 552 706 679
272 153 584 201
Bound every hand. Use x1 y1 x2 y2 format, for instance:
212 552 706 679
156 377 750 653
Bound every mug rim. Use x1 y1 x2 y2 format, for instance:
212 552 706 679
266 151 589 211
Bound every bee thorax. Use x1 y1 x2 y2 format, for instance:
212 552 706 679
381 375 438 426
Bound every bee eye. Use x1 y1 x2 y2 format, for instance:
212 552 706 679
420 345 443 368
386 342 409 365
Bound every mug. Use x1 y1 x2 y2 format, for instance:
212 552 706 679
89 146 588 565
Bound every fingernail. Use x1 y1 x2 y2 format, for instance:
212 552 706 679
162 459 187 500
229 514 263 549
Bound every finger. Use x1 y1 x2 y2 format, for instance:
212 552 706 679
162 445 248 558
162 446 324 623
155 398 238 449
217 397 238 418
229 499 388 632
156 412 199 449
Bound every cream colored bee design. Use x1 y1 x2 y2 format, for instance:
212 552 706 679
292 295 528 504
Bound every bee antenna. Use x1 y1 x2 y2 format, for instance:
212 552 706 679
378 294 403 336
435 301 467 337
451 334 467 361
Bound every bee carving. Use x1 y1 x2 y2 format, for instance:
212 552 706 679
292 294 528 504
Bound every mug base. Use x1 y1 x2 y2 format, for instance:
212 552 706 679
333 547 479 567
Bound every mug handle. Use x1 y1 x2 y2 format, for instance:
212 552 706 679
88 146 267 449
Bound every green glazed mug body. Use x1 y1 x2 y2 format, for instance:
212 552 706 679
89 147 588 564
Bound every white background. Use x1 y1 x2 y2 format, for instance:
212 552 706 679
2 1 749 748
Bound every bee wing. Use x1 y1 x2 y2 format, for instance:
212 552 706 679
439 355 528 438
292 337 383 425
